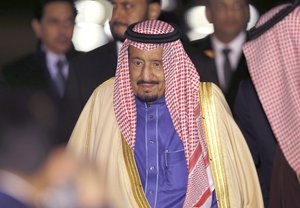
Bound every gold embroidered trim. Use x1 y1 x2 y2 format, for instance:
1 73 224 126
199 82 229 208
122 137 150 208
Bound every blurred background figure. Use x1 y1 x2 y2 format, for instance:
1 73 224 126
2 0 80 100
191 0 250 109
0 87 72 208
184 2 259 41
0 87 107 208
1 0 84 142
0 0 286 69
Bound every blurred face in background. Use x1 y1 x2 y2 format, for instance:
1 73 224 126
109 0 160 41
32 1 75 54
206 0 249 43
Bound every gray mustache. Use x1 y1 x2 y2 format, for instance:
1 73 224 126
137 80 159 85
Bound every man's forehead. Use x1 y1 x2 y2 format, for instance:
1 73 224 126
42 2 74 19
44 1 72 10
128 45 163 56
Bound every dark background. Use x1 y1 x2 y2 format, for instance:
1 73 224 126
0 0 288 69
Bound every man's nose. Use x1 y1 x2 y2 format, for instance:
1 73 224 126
58 22 72 34
225 6 239 18
141 65 154 81
111 5 125 21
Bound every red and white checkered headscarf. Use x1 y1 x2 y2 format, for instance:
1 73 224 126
113 20 212 207
243 4 300 175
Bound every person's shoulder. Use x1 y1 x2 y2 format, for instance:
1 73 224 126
183 42 211 61
1 51 48 87
190 35 211 48
66 49 85 62
70 41 116 66
88 41 117 57
2 53 41 79
190 35 215 60
3 53 37 69
77 41 115 59
93 77 115 96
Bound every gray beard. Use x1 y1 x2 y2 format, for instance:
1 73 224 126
137 94 159 103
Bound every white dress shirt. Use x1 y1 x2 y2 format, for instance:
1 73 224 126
212 32 246 90
45 50 69 81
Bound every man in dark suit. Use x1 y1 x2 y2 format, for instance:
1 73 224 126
191 0 250 108
69 0 161 105
234 78 277 207
2 0 83 141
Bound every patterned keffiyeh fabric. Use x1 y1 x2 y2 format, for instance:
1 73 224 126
243 4 300 175
113 20 213 207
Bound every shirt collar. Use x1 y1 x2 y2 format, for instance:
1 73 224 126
212 31 246 54
212 31 246 70
43 46 68 79
136 96 166 108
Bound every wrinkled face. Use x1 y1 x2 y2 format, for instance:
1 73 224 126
110 0 148 41
34 2 75 54
206 0 249 43
129 46 165 103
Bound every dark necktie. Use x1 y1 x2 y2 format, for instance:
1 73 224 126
56 59 66 98
222 48 232 91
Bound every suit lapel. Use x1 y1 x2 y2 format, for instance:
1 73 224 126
36 49 62 100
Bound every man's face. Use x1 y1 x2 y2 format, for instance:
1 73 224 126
110 0 148 41
206 0 249 43
33 2 75 54
129 46 165 103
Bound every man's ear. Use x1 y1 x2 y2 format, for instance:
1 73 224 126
31 19 42 39
148 3 161 20
205 7 213 23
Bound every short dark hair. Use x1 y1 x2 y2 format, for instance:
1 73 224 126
148 0 161 3
34 0 77 21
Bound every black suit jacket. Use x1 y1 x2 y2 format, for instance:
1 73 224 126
1 47 83 141
69 41 118 105
191 35 249 109
233 78 277 207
